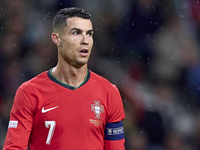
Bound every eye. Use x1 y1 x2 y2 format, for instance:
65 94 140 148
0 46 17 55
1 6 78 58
72 30 82 36
73 31 78 35
87 32 93 37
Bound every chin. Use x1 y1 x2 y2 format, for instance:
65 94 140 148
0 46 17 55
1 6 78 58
79 58 89 64
74 61 88 68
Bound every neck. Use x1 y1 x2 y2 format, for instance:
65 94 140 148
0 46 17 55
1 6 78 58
51 63 88 88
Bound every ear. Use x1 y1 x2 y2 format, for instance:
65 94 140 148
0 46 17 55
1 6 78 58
51 32 61 47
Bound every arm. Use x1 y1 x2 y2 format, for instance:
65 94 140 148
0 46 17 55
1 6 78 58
104 121 125 150
104 85 125 150
3 86 35 150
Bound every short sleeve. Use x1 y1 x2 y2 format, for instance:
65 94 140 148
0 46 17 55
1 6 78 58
107 85 125 123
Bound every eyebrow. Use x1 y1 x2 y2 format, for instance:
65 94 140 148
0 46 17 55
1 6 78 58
69 28 93 33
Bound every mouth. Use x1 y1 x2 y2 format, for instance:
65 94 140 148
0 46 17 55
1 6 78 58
79 49 89 56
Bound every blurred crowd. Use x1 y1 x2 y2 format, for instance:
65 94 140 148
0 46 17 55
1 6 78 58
0 0 200 149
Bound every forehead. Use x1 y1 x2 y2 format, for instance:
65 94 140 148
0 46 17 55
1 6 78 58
65 17 93 31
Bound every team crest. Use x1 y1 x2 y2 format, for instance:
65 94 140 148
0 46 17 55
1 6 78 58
91 101 104 119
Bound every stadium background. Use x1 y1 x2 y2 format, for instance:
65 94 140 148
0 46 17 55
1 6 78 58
0 0 200 149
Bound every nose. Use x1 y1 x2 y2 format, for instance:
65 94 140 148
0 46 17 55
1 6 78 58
81 34 89 45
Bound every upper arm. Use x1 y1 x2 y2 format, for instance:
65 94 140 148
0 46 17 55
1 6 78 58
104 85 125 150
107 85 125 122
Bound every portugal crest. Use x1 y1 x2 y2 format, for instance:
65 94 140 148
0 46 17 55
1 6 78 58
91 101 104 119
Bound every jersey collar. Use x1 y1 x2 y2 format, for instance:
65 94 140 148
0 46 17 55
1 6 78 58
47 68 90 90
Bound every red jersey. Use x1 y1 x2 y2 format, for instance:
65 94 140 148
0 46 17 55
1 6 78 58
3 70 125 150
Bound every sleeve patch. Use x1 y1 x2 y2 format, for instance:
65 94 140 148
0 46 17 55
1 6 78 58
8 120 18 128
104 121 125 140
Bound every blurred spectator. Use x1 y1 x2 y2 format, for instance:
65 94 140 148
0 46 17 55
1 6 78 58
164 130 187 150
115 0 165 70
190 0 200 42
150 12 200 86
128 129 148 150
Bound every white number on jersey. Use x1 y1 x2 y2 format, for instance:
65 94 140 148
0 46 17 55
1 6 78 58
45 121 56 145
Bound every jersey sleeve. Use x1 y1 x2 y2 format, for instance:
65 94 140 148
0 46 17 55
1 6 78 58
3 85 35 150
104 85 125 150
107 84 125 122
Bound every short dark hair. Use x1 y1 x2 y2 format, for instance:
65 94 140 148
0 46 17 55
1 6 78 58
53 7 92 33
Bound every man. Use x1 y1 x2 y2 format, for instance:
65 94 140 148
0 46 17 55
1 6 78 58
3 7 125 150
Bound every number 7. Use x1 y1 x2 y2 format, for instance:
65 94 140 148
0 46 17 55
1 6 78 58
45 121 56 145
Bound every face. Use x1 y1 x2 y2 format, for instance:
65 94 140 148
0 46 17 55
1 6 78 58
55 17 94 68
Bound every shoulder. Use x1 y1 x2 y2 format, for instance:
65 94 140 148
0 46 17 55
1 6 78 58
12 71 49 111
89 70 118 91
19 71 48 91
